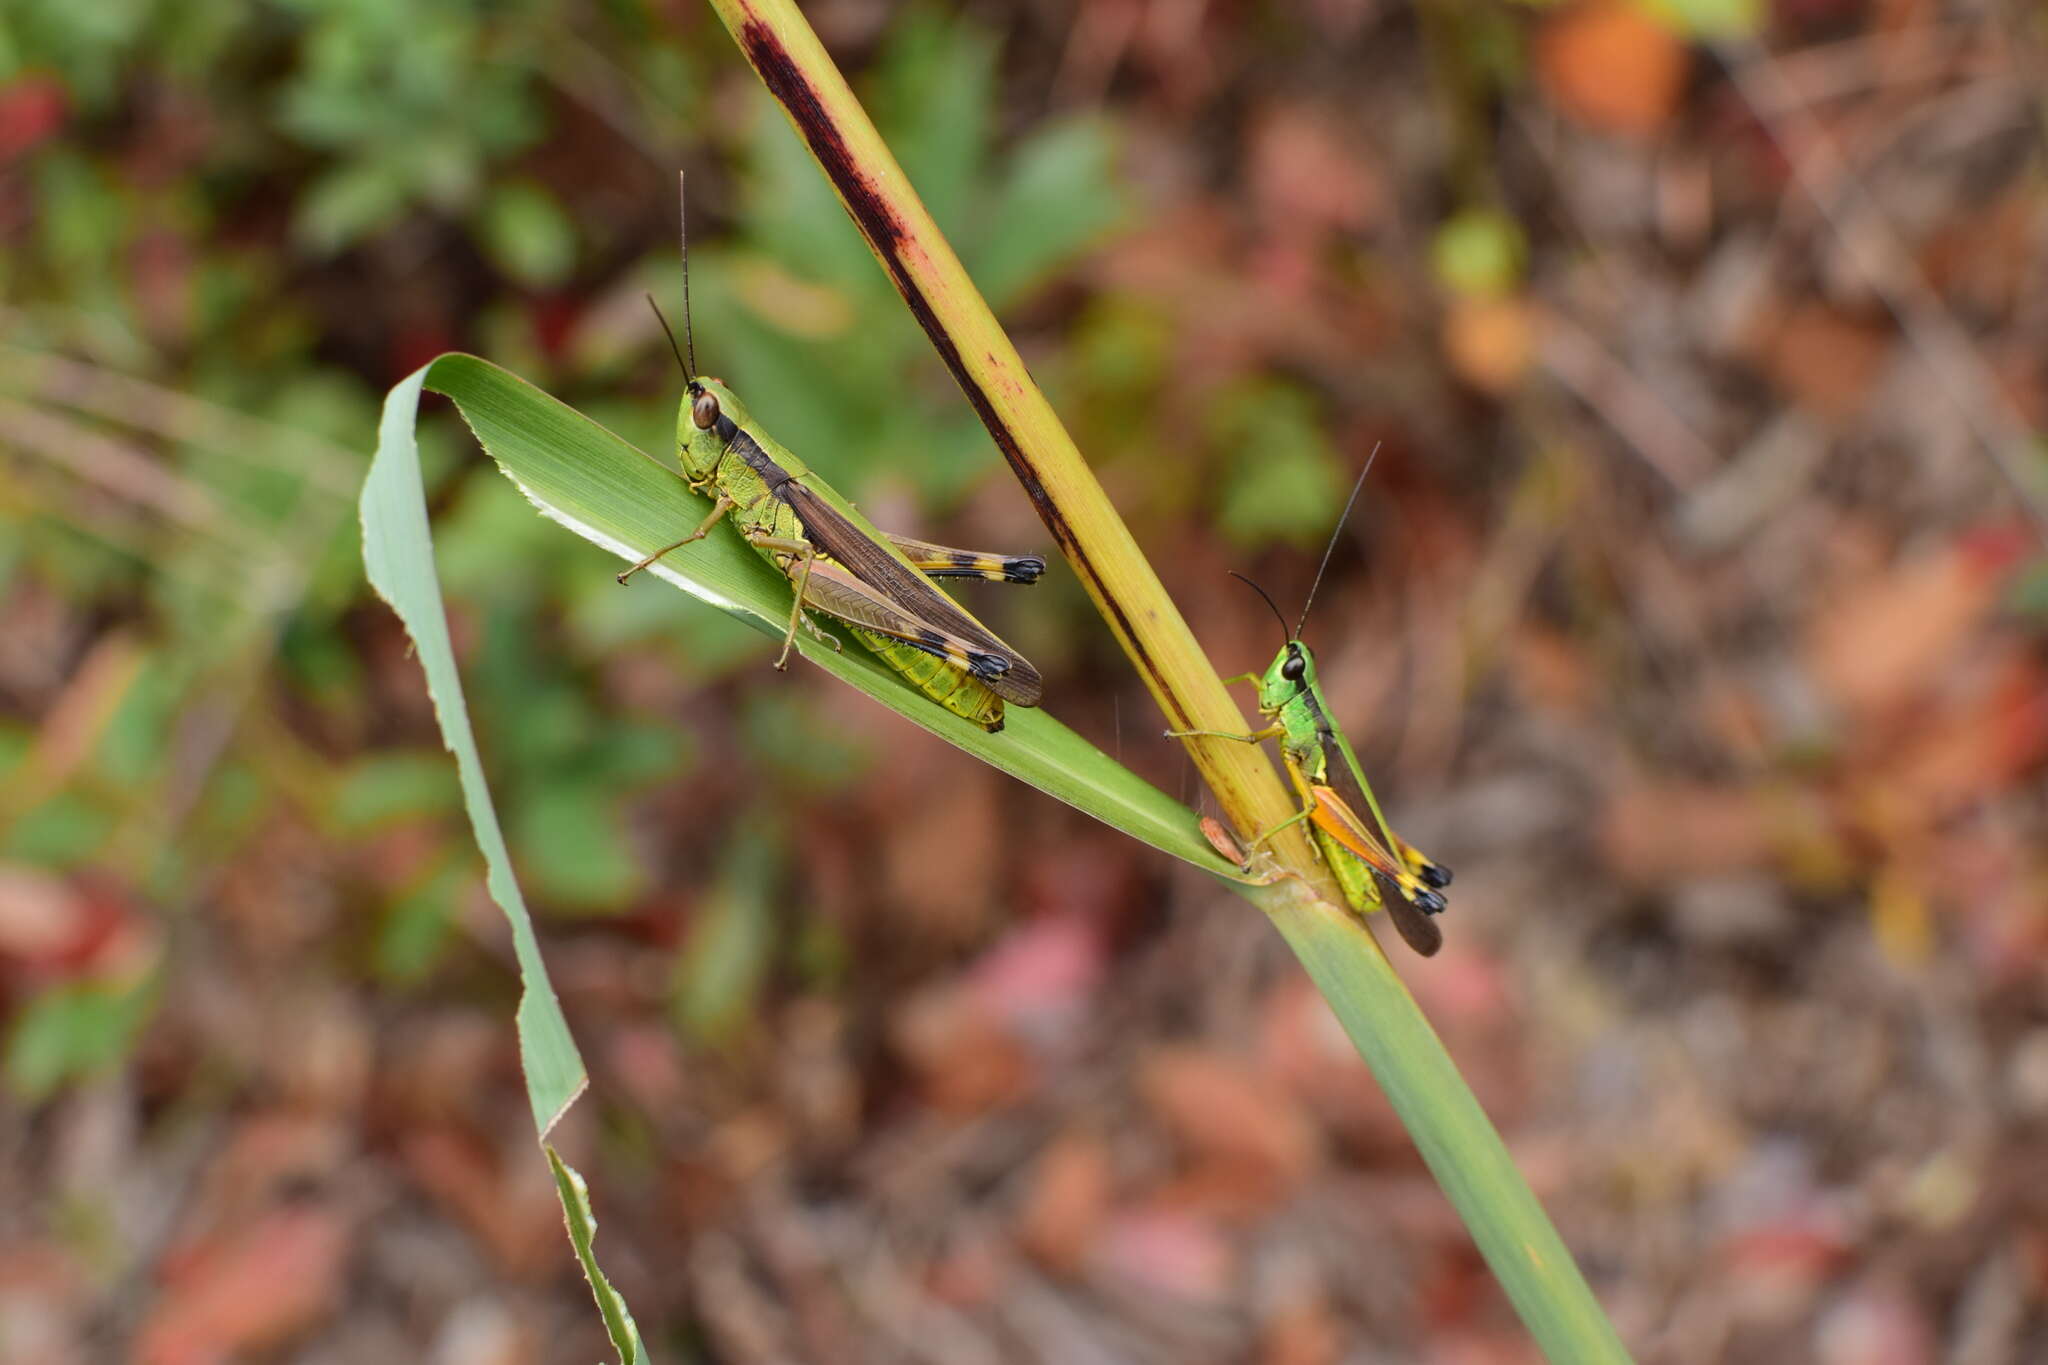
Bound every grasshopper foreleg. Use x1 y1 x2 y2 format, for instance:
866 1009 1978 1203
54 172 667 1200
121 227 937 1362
617 493 738 583
1163 723 1285 744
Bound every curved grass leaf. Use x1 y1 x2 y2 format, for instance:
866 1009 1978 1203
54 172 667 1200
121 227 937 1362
399 352 1223 870
364 362 634 1363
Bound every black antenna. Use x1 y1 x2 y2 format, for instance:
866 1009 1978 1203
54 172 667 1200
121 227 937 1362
1295 441 1382 638
646 296 689 378
678 171 698 380
1229 571 1293 652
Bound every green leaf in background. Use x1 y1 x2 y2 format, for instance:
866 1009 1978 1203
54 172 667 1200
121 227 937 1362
1211 381 1345 548
295 161 410 256
869 6 995 235
375 859 464 985
1431 207 1528 300
510 781 645 912
331 752 464 834
672 821 782 1046
482 180 578 290
6 975 158 1101
3 793 116 869
974 117 1126 309
1642 0 1763 38
2010 556 2048 619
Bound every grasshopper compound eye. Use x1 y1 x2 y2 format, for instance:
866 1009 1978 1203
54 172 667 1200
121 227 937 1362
691 390 721 430
1281 650 1306 682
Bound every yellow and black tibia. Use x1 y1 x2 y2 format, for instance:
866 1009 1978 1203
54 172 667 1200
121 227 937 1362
622 376 1043 732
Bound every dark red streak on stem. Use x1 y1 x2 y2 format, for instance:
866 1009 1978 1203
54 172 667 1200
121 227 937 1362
733 16 1181 725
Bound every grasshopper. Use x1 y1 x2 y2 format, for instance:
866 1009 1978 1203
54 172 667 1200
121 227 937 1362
1172 459 1452 955
618 179 1044 733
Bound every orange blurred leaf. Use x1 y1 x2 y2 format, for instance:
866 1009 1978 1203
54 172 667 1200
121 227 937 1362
1139 1047 1320 1199
1536 1 1689 138
1017 1128 1115 1276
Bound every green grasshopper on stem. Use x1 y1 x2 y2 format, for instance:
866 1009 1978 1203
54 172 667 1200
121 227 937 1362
619 175 1044 733
1172 455 1452 956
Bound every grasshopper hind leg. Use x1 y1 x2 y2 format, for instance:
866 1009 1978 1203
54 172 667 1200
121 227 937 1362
1396 837 1453 892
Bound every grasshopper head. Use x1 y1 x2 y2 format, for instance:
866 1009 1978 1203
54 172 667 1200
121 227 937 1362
676 377 745 481
1257 639 1317 713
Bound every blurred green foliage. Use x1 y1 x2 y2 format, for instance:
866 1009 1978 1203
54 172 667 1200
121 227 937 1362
1432 207 1528 300
0 0 1130 1093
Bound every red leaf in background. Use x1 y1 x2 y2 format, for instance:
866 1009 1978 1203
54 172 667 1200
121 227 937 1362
388 325 457 384
960 910 1106 1039
139 1203 351 1365
1758 302 1893 423
1258 1293 1344 1365
0 869 150 983
1774 0 1869 38
1601 781 1775 885
890 983 1037 1115
1815 1278 1935 1365
1095 1204 1235 1303
1017 1127 1114 1276
132 227 198 344
1719 1212 1853 1320
1139 1047 1321 1202
0 78 66 161
1248 102 1384 242
1882 649 2048 815
528 293 582 361
1260 976 1405 1151
401 1127 566 1277
1805 533 2014 720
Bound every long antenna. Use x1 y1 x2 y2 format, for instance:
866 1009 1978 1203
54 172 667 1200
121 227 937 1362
1229 571 1292 652
647 296 688 377
1295 441 1382 638
678 171 698 379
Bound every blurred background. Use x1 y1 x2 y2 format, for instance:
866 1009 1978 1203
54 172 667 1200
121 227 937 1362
3 0 2046 1360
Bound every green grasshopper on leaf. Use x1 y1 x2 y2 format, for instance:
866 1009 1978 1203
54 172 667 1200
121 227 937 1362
1173 457 1452 955
619 177 1044 733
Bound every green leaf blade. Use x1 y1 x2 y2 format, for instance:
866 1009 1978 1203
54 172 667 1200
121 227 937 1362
364 361 589 1136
